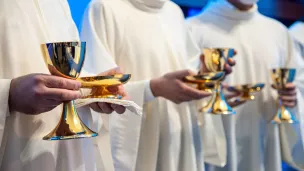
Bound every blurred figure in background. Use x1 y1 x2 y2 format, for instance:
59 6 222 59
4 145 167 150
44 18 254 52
187 0 304 171
81 0 235 170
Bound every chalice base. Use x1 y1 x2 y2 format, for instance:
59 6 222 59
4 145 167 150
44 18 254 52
43 101 98 140
271 106 298 124
200 85 235 115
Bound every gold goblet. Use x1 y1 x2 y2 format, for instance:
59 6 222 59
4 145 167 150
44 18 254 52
201 48 236 115
226 83 265 105
271 68 298 124
78 74 131 99
41 41 98 140
183 72 225 112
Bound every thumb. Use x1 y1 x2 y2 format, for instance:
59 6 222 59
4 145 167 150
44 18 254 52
98 67 124 76
169 69 196 79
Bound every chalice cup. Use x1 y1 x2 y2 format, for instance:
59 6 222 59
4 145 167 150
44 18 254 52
78 74 131 99
183 72 225 112
271 68 298 124
227 83 265 105
41 41 98 140
202 48 236 115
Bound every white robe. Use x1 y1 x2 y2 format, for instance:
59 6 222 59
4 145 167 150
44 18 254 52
289 21 304 59
187 1 304 171
0 0 115 170
81 0 224 170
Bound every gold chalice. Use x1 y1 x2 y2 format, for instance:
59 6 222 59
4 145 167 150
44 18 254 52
79 74 131 99
184 71 225 90
226 83 265 105
41 41 131 140
41 41 98 140
183 72 225 113
201 48 236 115
271 68 298 124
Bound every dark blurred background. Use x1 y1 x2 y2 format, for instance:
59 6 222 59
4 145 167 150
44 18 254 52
176 0 304 26
68 0 304 29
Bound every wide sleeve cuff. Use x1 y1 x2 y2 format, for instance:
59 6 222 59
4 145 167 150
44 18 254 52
144 80 155 103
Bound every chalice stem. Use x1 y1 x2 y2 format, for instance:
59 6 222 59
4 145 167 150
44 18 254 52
43 101 98 140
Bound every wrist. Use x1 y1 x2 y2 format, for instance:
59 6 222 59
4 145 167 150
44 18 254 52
150 78 162 98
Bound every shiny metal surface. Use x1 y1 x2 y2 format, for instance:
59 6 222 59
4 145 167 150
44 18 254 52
183 72 225 84
41 41 98 140
201 48 236 115
203 48 235 73
270 68 298 124
183 72 224 93
200 82 235 115
227 83 265 101
78 74 131 99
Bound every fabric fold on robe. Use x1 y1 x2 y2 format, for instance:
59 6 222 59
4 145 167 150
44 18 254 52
81 0 225 170
187 0 304 170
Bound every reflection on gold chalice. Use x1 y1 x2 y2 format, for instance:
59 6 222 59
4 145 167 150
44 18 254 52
78 74 131 99
184 71 225 90
41 41 98 140
184 72 226 113
200 48 236 115
271 68 298 124
226 83 265 105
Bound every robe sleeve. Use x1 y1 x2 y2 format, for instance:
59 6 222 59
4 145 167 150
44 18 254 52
278 30 304 170
0 79 11 164
80 1 148 170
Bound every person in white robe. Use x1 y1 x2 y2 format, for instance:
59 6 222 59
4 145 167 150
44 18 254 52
80 0 235 170
289 18 304 58
187 0 304 171
0 0 128 170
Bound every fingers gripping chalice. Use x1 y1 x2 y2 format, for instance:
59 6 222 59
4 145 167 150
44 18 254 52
200 48 236 115
271 68 298 124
